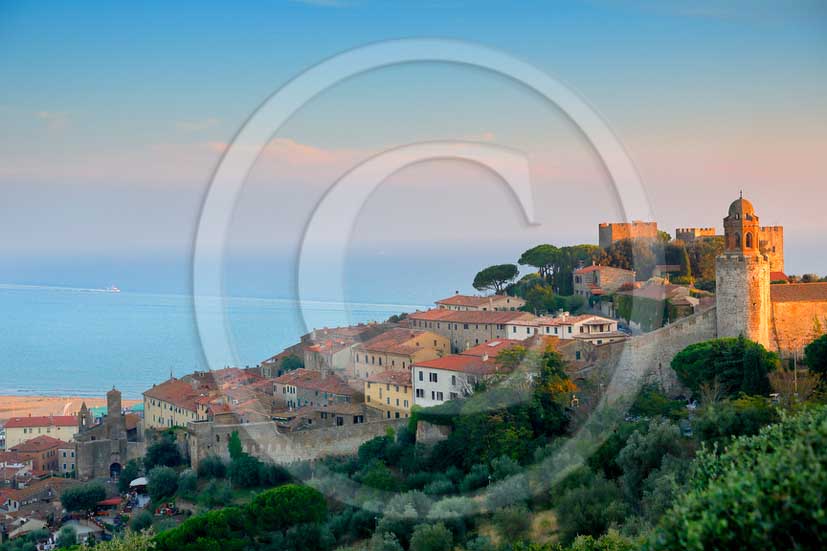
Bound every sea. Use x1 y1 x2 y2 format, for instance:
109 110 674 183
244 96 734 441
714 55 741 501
0 284 426 398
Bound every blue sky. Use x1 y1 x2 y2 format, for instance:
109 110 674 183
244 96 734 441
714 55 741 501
1 0 826 294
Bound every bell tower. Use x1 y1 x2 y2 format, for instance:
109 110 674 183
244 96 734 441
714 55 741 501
715 193 771 348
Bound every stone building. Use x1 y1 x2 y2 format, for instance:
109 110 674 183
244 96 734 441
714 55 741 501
351 328 449 379
573 264 636 299
273 368 357 409
435 293 526 311
715 195 773 349
407 309 539 353
675 227 719 243
75 388 142 480
598 221 658 249
3 415 77 450
364 370 413 419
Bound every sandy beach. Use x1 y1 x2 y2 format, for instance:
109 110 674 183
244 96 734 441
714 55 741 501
0 395 140 422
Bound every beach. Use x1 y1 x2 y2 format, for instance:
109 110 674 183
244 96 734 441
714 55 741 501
0 395 140 422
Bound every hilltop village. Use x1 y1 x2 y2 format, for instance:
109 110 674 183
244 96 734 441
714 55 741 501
2 194 827 547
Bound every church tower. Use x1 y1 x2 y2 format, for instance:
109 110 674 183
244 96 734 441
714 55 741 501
715 194 771 348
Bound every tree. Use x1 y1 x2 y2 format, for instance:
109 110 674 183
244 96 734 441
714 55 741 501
493 504 532 541
678 246 691 278
197 455 227 479
144 436 183 470
369 532 404 551
177 469 198 500
130 510 154 532
519 244 561 279
671 336 779 397
693 396 779 446
56 525 77 548
616 418 687 505
119 459 143 493
473 264 519 294
555 475 628 545
281 354 304 372
650 405 827 550
409 522 453 551
79 529 156 551
228 430 244 460
198 479 233 509
61 481 106 513
147 466 179 501
249 484 327 533
229 453 262 488
553 245 601 295
805 334 827 381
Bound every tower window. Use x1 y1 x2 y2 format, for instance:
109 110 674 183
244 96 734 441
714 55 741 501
745 233 753 248
735 232 741 248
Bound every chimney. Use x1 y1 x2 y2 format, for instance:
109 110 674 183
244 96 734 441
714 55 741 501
482 353 489 362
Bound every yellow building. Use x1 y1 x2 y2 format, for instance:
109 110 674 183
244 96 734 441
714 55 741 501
3 416 78 450
364 370 413 419
143 378 209 430
352 328 448 380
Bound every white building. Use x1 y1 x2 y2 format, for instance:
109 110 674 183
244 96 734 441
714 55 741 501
412 355 498 408
536 313 626 344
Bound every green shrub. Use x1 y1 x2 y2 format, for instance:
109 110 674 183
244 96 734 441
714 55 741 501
649 405 827 550
493 504 532 541
805 334 827 381
144 436 183 470
129 510 153 532
250 484 327 533
409 522 453 551
229 453 261 488
177 469 198 500
60 481 106 513
694 395 780 446
197 455 227 479
556 476 629 545
147 466 179 501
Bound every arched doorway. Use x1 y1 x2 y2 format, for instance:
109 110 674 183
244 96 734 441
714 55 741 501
110 462 122 479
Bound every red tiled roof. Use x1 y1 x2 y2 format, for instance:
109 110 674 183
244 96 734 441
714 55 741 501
538 314 603 326
460 339 524 357
770 271 789 282
615 283 686 301
11 435 66 453
273 369 356 396
771 282 827 303
143 378 206 412
574 264 635 275
4 415 76 429
409 309 535 324
366 370 412 386
355 328 435 355
0 452 30 464
413 355 496 376
436 294 498 307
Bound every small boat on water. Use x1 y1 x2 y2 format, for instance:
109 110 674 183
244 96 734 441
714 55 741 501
105 286 121 293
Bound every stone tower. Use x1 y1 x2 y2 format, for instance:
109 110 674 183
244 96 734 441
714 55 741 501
715 194 771 348
78 402 94 432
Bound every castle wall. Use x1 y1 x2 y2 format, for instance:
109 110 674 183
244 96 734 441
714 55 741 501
598 221 658 249
605 307 718 399
188 418 405 468
715 254 771 349
675 227 718 243
770 300 827 354
759 226 784 272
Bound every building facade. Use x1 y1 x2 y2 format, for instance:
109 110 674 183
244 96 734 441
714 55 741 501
408 310 539 353
364 370 413 419
715 196 772 349
9 436 63 476
273 368 357 409
3 416 77 450
435 294 526 311
573 264 636 298
598 221 659 249
351 328 449 379
412 355 497 408
143 378 210 430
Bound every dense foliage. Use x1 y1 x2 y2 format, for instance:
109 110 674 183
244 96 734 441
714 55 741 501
649 405 827 550
805 334 827 381
473 264 520 294
671 336 778 397
144 434 184 470
61 481 106 513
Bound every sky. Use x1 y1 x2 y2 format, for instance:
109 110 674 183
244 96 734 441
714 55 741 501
1 0 826 299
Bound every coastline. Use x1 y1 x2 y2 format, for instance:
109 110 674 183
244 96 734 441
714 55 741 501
0 395 141 422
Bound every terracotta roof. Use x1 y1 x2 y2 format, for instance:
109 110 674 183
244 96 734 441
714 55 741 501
409 309 535 324
770 271 789 282
4 415 76 429
355 328 435 355
574 264 635 275
0 452 30 465
538 314 602 326
616 283 687 301
435 294 509 307
366 370 412 386
143 378 206 412
771 282 827 303
305 339 352 354
124 413 140 431
413 355 496 376
460 339 524 357
11 435 67 453
273 369 356 396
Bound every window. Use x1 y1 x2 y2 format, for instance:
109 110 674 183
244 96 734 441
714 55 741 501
436 392 444 401
568 326 572 334
395 412 400 419
416 389 424 398
451 375 456 386
463 323 469 329
404 400 409 407
433 339 437 346
429 373 438 383
450 392 459 399
367 395 371 402
512 326 517 333
527 327 531 334
418 371 423 381
575 351 581 360
378 357 382 366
